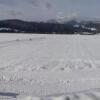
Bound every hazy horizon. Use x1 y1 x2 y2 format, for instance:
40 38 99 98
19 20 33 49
0 0 100 21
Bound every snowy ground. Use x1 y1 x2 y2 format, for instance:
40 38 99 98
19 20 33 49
0 33 100 100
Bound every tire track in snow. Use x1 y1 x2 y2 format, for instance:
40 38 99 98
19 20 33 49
79 37 96 69
51 36 73 71
41 36 75 72
74 36 93 70
36 36 99 72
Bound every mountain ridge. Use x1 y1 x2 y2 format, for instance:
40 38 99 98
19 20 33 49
0 19 99 34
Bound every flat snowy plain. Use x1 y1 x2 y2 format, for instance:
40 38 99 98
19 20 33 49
0 33 100 100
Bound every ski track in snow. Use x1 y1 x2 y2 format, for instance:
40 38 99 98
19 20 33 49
0 34 100 99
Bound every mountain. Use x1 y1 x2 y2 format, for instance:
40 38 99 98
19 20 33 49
0 19 99 34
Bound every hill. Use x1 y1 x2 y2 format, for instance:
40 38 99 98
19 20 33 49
0 19 99 34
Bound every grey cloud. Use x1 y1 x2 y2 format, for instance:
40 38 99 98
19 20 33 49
9 10 23 17
28 0 52 9
45 2 52 9
0 0 99 21
0 0 18 6
28 0 40 7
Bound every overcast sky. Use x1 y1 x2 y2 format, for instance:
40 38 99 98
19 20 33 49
0 0 99 21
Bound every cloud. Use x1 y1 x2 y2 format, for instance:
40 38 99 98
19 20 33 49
0 0 99 21
0 0 55 21
45 2 52 9
55 12 79 23
0 0 19 6
28 0 52 9
9 10 23 17
28 0 40 7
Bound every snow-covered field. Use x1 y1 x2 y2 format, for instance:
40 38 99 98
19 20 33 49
0 33 100 100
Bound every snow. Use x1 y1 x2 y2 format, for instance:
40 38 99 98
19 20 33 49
81 25 97 31
0 28 21 32
73 24 80 28
90 28 96 31
0 28 12 31
0 33 100 100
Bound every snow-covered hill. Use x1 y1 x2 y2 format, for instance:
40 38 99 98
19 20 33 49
0 19 98 34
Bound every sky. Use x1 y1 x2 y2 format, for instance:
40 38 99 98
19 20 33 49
0 0 99 21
